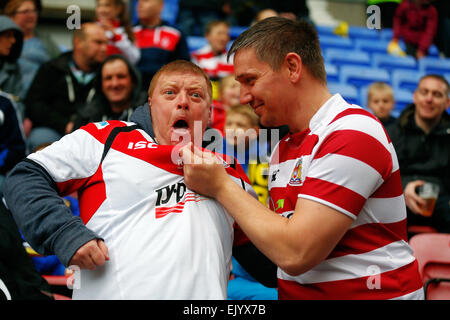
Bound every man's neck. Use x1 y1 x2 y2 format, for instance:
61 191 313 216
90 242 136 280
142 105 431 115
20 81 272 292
414 112 441 134
288 79 332 133
72 53 93 73
141 17 162 28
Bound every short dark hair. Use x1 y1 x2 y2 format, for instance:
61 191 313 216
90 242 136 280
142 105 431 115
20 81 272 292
419 74 450 96
228 17 326 84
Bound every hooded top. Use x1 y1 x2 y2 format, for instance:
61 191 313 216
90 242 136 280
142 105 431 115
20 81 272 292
0 15 24 114
0 15 23 63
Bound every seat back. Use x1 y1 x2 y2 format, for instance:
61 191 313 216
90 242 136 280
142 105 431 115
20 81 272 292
409 233 450 300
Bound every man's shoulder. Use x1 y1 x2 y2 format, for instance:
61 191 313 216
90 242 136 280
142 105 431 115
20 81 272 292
79 120 139 144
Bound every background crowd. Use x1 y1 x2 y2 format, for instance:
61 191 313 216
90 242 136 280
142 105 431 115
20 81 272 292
0 0 449 300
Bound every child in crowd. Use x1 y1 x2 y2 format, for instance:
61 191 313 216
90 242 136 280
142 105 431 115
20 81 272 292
210 75 241 135
367 82 397 127
95 0 140 64
222 104 276 300
191 20 234 81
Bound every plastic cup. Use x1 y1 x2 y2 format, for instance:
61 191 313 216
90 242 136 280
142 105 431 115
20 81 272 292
417 182 440 217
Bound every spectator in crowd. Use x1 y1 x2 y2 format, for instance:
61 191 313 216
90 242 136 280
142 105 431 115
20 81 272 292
210 74 240 135
4 60 275 299
367 81 396 127
223 104 270 206
133 0 190 92
253 8 278 24
391 0 438 59
181 17 424 300
5 0 61 99
72 54 147 130
95 0 140 65
176 0 225 36
387 74 450 235
0 199 53 300
0 93 25 197
258 0 312 24
191 20 234 81
0 15 23 112
433 0 450 58
24 22 108 153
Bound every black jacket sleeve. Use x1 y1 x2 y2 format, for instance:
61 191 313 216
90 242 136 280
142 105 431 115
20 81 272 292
232 242 278 288
3 159 101 267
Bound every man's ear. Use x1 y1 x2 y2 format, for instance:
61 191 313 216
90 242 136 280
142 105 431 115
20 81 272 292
284 52 302 84
147 96 152 107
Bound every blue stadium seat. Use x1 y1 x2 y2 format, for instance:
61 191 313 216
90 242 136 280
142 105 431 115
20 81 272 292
444 73 450 85
372 53 417 72
319 35 354 51
391 69 426 93
325 63 339 83
229 26 247 39
419 57 450 75
328 82 359 105
355 39 390 56
348 26 380 40
325 49 371 68
379 28 393 41
161 0 180 26
315 25 335 37
393 89 413 113
428 44 440 58
186 36 207 53
340 65 390 88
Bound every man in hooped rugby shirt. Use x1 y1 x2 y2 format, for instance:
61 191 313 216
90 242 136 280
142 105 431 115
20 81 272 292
4 60 276 299
181 17 424 300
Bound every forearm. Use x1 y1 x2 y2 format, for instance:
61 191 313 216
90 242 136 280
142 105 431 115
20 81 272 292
216 178 304 275
3 160 100 266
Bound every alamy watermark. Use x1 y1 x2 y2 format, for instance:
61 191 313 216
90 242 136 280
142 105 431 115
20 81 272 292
66 5 81 30
366 5 381 30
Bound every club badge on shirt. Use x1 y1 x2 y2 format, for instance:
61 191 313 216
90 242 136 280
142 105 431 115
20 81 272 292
289 157 304 186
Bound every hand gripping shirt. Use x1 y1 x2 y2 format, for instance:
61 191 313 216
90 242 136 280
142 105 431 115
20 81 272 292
268 94 424 300
28 120 255 300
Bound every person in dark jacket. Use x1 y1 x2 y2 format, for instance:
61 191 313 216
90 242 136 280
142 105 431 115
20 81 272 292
0 93 25 196
24 22 108 152
0 15 24 116
391 0 438 59
0 199 53 300
387 74 450 235
133 0 191 92
72 54 147 130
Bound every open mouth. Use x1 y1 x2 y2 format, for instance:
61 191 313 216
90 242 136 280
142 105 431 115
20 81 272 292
173 119 189 129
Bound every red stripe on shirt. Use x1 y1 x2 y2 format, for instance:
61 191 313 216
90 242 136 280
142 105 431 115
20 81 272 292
300 177 367 217
314 129 393 180
372 169 404 198
329 220 408 258
78 166 107 225
329 107 379 125
278 259 423 300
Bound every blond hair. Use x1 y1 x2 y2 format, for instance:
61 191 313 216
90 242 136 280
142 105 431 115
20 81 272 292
367 82 394 101
226 104 259 127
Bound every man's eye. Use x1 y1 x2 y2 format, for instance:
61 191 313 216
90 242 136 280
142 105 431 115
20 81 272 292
192 92 200 98
165 90 174 95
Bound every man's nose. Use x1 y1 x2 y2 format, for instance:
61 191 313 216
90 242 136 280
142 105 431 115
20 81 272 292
240 88 252 105
177 92 189 110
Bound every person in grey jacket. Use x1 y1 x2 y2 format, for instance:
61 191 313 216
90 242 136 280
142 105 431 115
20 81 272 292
0 15 24 115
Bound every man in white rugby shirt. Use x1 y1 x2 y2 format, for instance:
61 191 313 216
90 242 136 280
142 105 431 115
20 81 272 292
3 60 276 299
181 17 424 300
